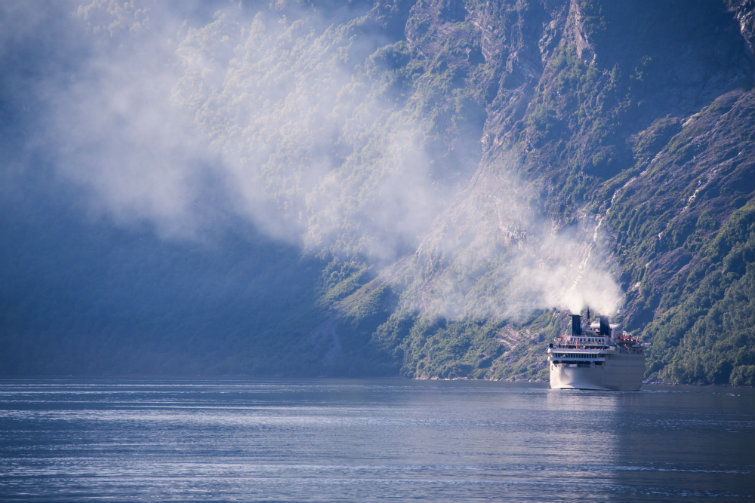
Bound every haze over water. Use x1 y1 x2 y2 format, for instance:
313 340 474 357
0 379 752 502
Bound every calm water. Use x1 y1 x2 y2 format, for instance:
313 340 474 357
0 379 752 502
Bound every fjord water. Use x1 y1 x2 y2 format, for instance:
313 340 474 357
0 380 752 502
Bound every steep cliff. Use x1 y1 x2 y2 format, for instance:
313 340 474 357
344 0 755 384
1 0 752 384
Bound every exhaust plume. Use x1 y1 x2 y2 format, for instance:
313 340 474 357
8 0 623 320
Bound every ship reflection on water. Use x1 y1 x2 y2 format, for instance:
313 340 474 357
544 386 753 502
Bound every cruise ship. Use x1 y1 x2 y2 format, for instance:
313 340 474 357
547 312 646 391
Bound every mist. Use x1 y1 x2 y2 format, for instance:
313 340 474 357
8 0 622 320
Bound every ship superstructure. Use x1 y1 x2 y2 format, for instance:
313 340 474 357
547 313 646 391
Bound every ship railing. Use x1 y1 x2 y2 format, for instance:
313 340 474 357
555 336 610 347
547 351 607 361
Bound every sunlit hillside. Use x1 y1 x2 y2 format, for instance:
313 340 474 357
1 0 752 384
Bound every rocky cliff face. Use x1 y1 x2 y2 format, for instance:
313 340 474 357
348 0 754 384
1 0 751 384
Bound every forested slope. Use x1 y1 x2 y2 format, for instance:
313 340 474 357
328 0 755 385
1 0 752 384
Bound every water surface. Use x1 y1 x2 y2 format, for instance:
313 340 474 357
0 379 752 502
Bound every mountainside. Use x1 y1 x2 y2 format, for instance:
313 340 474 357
1 0 753 384
331 0 755 385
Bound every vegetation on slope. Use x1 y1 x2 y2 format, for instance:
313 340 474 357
339 0 755 386
1 0 752 385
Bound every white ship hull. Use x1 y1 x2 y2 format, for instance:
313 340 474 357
549 353 644 391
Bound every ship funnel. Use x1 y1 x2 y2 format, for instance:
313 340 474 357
571 314 582 336
599 316 611 336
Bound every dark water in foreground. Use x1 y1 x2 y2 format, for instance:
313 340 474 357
0 379 752 502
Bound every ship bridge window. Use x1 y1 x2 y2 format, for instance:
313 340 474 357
552 353 599 359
